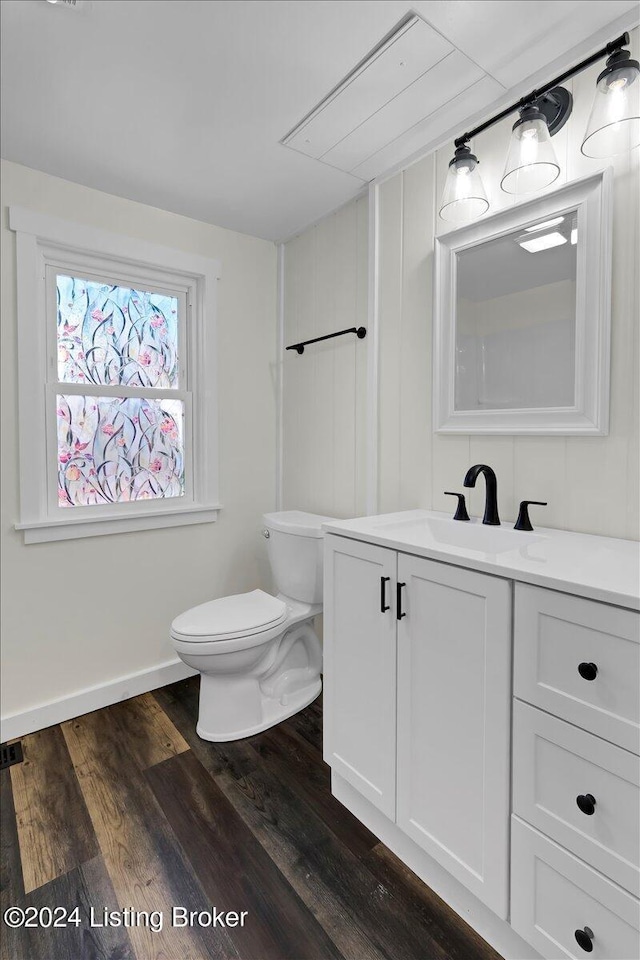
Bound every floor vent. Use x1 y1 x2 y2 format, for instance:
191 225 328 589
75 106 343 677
45 1 83 9
0 741 24 771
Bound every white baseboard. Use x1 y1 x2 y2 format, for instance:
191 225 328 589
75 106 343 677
332 772 543 960
0 659 197 742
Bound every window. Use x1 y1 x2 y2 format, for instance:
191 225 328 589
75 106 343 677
11 207 221 542
54 274 186 508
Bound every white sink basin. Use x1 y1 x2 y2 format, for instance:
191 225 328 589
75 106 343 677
377 515 544 556
426 517 544 553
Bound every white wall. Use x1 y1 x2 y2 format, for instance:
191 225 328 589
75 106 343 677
282 28 639 542
282 195 368 518
1 160 277 726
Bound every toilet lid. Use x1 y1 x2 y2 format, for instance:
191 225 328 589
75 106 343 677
171 589 287 642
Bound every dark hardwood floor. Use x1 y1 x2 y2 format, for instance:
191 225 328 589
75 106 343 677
1 678 502 960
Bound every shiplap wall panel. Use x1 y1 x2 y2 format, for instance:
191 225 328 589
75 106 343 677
376 30 639 539
315 213 338 512
331 203 357 517
399 157 434 510
354 196 369 517
569 56 639 539
282 227 311 510
378 175 403 515
282 27 639 541
512 437 568 532
283 195 368 518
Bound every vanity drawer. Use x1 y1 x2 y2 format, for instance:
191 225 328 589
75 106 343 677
511 817 640 960
514 585 640 754
513 700 640 896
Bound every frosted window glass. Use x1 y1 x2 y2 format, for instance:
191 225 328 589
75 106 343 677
57 395 184 507
57 275 179 388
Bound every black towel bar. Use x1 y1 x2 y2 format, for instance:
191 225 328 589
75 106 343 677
286 326 366 355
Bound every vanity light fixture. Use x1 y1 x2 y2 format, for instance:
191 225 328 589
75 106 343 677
518 231 567 253
439 32 635 222
438 143 489 223
581 48 640 157
501 103 561 195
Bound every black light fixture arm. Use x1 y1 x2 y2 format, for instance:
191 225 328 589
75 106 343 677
454 31 630 148
286 326 367 355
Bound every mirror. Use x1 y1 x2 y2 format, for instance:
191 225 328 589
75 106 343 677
434 171 612 435
455 212 577 412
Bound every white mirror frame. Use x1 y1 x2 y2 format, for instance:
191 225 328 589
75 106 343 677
433 169 613 435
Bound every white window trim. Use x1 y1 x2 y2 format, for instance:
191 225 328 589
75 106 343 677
10 206 222 543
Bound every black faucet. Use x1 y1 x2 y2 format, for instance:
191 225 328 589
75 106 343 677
463 464 500 526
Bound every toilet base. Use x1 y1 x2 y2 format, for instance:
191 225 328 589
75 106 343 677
196 676 322 742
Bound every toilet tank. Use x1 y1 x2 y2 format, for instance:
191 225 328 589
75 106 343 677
263 511 335 604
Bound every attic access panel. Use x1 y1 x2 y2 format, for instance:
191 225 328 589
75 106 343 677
281 15 453 165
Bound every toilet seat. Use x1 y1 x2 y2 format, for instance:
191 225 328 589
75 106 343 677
171 589 287 644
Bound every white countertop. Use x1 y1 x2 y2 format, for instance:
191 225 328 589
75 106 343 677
323 510 640 611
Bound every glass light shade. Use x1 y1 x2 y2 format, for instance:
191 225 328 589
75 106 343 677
439 147 489 223
501 109 560 195
581 52 640 158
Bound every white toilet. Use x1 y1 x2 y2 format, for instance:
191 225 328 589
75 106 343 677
170 511 334 742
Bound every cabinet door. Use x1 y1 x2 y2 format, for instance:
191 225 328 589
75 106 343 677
396 554 511 918
323 535 397 819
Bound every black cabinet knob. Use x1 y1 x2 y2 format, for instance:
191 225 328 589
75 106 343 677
574 927 594 952
576 793 596 816
578 662 598 681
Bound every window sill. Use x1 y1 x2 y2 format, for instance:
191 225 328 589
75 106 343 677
15 504 222 544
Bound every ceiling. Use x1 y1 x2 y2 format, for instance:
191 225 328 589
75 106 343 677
1 1 638 241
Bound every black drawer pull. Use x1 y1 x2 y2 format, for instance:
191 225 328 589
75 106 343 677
576 793 596 816
396 582 406 620
574 927 594 952
578 662 598 681
380 577 390 613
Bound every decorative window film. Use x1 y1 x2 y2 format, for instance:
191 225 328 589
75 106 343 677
56 275 179 388
57 395 184 507
53 273 186 509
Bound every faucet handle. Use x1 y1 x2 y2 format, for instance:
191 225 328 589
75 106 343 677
444 492 470 522
514 500 547 532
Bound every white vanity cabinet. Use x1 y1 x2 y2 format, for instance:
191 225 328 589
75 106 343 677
322 512 640 960
323 534 513 917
